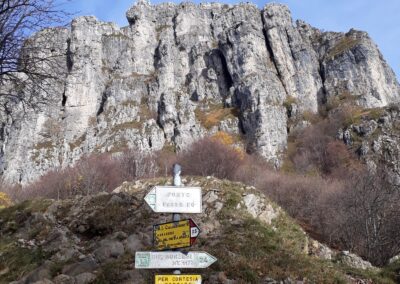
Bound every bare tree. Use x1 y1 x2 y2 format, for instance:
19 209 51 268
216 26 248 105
177 138 242 179
330 168 400 265
119 150 159 181
0 0 70 112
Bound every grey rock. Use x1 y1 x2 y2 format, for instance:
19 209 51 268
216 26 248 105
308 239 334 260
125 234 144 255
372 138 382 153
262 277 279 284
74 273 96 284
214 201 224 213
354 120 378 136
0 2 399 184
62 258 98 276
357 142 370 156
204 191 219 204
289 120 311 134
93 239 125 262
379 115 392 127
32 280 54 284
108 194 125 205
22 261 53 284
389 254 400 264
343 129 352 145
209 272 237 284
353 109 400 184
120 270 146 284
318 29 400 108
337 251 374 270
336 128 344 140
241 193 279 225
112 231 128 240
52 247 80 263
53 274 76 284
263 4 323 113
43 227 74 253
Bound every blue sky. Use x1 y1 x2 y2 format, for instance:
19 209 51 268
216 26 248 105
60 0 400 79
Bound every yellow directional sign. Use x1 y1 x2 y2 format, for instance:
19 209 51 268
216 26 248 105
155 274 202 284
153 219 200 250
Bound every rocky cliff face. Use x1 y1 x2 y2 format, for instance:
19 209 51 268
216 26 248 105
0 1 399 184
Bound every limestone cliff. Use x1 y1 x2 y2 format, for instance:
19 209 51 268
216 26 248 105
0 1 399 184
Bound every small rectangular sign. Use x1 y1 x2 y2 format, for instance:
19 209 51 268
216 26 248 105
153 219 200 250
144 186 202 213
155 274 202 284
135 251 217 269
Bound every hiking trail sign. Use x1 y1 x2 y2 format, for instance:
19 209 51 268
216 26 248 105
137 165 217 282
144 186 202 213
134 251 217 269
153 219 200 250
155 274 202 284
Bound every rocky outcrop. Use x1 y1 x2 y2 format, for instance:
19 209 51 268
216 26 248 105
262 4 323 113
239 193 279 225
337 251 375 270
0 2 398 184
297 23 400 108
339 105 400 184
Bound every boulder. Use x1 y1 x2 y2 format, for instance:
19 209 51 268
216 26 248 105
53 274 75 284
337 251 375 270
93 239 125 262
240 193 279 225
125 234 144 255
74 273 96 284
62 258 99 276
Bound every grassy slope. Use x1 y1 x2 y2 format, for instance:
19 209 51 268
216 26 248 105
0 177 398 283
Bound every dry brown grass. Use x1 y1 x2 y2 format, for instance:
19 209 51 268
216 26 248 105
68 133 86 150
0 192 12 208
111 121 141 133
327 36 362 58
195 104 239 129
34 141 53 150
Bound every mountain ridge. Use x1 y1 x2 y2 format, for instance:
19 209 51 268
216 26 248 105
0 1 399 184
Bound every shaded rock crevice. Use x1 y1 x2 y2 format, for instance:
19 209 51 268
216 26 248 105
260 10 287 97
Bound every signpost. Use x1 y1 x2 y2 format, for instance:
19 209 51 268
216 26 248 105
144 186 202 213
136 164 217 283
153 219 200 250
155 274 202 284
135 251 217 269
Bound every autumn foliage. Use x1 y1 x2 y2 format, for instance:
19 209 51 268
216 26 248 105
0 192 12 208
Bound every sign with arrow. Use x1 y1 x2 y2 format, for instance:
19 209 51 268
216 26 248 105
153 219 200 250
144 186 202 213
135 251 217 269
155 274 202 284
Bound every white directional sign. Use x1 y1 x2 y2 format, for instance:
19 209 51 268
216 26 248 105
144 186 202 213
135 251 217 269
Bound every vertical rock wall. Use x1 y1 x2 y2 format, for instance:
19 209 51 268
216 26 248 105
0 2 399 184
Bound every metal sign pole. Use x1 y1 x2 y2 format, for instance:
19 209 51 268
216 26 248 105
173 164 182 275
